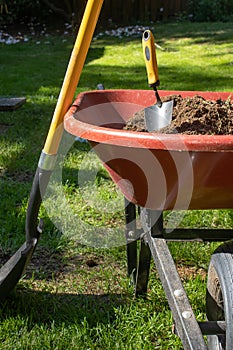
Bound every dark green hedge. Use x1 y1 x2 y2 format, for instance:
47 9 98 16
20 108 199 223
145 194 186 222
1 0 233 28
189 0 233 21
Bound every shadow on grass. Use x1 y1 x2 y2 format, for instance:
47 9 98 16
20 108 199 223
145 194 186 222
1 288 129 328
0 244 133 327
0 43 105 97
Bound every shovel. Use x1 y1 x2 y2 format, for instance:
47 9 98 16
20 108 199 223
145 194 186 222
142 30 173 132
0 0 104 302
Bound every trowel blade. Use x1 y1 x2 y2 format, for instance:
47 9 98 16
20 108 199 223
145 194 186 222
145 100 173 132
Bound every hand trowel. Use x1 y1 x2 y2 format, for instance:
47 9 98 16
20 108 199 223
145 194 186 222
142 30 173 132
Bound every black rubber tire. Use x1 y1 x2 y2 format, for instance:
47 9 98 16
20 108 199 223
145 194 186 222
206 241 233 350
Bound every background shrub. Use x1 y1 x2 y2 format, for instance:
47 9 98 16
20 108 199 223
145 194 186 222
189 0 233 22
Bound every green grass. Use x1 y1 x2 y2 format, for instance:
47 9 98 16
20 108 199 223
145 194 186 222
0 20 233 349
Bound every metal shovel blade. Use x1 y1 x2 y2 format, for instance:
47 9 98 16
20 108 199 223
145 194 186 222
0 239 37 301
145 99 174 132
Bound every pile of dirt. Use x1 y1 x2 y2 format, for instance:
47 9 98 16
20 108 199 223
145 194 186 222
124 95 233 135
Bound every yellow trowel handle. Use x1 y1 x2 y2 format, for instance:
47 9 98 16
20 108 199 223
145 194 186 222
142 30 160 88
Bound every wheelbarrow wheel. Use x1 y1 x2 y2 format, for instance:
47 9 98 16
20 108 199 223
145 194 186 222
206 241 233 350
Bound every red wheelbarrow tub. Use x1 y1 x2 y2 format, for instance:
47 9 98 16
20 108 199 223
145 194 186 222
64 90 233 210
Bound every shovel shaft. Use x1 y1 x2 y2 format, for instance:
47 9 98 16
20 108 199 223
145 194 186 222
142 30 160 88
43 0 104 156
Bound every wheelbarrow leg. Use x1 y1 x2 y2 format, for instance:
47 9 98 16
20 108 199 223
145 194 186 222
135 209 163 296
135 237 151 297
125 199 137 285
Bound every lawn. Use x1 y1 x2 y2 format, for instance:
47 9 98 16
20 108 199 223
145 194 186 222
0 20 233 349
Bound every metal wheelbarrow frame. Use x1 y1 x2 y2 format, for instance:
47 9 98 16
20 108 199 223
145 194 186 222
1 0 233 348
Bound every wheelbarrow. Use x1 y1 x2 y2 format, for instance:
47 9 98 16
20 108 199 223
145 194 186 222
63 88 233 349
0 0 233 348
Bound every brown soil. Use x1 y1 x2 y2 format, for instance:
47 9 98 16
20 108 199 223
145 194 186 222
124 94 233 135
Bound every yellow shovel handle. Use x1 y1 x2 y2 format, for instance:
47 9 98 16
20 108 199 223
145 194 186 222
43 0 104 155
142 30 160 88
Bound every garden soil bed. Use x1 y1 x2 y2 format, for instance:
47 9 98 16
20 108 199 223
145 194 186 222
124 94 233 135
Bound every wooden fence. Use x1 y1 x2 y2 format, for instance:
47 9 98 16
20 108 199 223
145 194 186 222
99 0 189 24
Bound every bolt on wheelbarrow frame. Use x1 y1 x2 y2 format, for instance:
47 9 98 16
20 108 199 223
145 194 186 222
1 0 233 349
